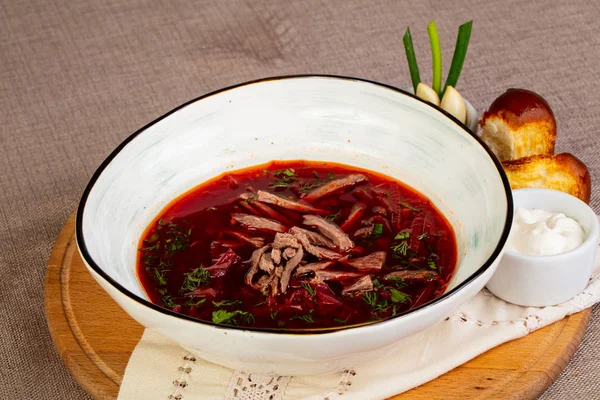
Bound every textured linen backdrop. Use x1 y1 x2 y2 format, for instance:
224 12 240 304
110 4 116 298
1 0 599 398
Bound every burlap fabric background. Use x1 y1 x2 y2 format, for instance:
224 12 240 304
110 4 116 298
1 0 598 398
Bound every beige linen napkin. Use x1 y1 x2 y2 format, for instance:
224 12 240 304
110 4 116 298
119 245 600 400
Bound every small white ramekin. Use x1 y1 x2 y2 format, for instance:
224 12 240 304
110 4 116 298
486 188 599 307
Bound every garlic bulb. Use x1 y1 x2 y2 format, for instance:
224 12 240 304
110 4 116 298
440 86 466 124
416 82 440 106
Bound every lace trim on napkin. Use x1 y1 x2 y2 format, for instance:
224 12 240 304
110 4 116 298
321 369 357 400
168 353 196 399
225 372 291 400
450 310 543 331
564 271 600 311
224 368 358 400
448 272 600 334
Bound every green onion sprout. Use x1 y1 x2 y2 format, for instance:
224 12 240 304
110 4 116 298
403 28 421 93
427 21 442 96
402 20 473 98
442 20 473 97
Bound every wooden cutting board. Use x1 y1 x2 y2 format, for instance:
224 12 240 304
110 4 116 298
45 212 591 400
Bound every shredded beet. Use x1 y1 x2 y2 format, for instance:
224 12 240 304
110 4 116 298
223 230 265 249
187 287 218 298
340 202 367 232
294 260 338 277
204 249 241 278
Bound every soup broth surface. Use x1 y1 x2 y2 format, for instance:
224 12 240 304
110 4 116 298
137 160 457 329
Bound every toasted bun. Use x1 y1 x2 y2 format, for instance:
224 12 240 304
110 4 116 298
479 89 556 161
503 153 591 203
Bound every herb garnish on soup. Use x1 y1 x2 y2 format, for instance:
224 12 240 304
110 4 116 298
137 160 457 329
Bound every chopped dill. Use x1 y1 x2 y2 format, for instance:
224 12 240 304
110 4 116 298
299 180 324 193
389 288 410 304
386 276 408 288
370 223 383 238
391 241 409 257
162 220 191 258
269 169 297 189
394 231 410 240
180 266 209 292
212 299 243 307
138 243 160 252
362 291 378 307
290 314 315 324
362 290 391 313
162 295 176 309
302 282 316 297
154 268 168 286
212 310 254 326
184 297 207 307
270 309 279 320
142 253 159 266
399 202 421 212
268 180 293 189
324 209 342 222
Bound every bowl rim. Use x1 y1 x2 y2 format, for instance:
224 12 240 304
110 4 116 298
503 188 599 260
76 74 514 335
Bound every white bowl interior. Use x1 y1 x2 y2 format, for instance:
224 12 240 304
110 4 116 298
81 77 509 301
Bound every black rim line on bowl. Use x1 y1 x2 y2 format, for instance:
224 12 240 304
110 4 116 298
76 74 514 335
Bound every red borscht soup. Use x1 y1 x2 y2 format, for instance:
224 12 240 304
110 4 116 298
137 161 457 329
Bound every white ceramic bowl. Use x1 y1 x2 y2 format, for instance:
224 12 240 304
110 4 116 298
487 188 599 307
76 75 512 375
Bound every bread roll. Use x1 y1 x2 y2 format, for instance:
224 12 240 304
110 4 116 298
479 89 556 161
503 153 591 203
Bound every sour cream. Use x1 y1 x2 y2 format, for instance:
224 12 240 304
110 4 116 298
506 207 586 256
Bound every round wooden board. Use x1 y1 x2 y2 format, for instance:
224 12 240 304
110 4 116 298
45 212 591 400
